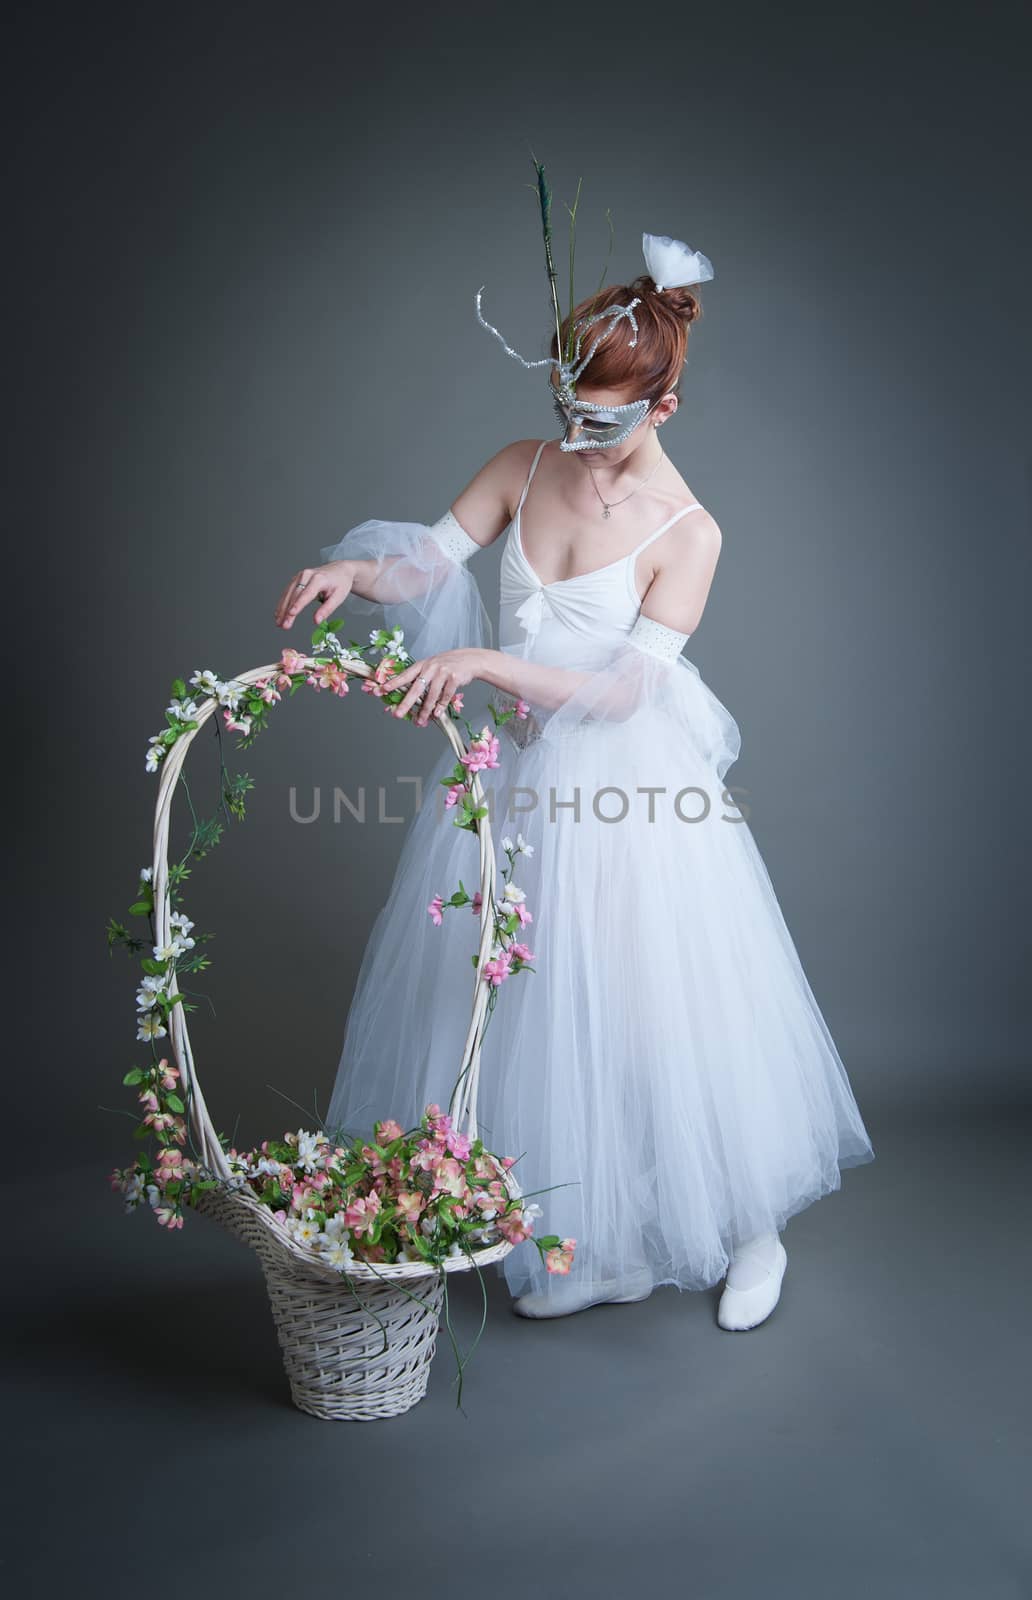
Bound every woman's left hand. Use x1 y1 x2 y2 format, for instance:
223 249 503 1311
390 648 486 726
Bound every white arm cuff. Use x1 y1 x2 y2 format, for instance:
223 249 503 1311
427 509 482 565
628 614 690 661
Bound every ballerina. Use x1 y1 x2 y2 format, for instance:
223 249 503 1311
273 170 875 1329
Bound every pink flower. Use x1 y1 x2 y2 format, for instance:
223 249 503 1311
139 1089 160 1114
514 699 530 720
374 1118 404 1144
155 1207 184 1230
430 1157 468 1200
510 941 535 963
460 730 501 773
514 902 534 928
306 663 350 698
482 950 513 986
500 1157 517 1169
395 1190 425 1224
408 1139 444 1177
496 1208 533 1244
427 894 444 926
544 1239 577 1275
158 1062 179 1091
360 1142 390 1177
254 676 282 704
344 1191 381 1238
362 658 399 699
449 692 464 713
222 708 252 735
280 648 307 676
424 1104 452 1138
445 1128 471 1161
470 891 482 915
444 783 466 810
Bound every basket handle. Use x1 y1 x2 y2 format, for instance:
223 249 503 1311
151 658 498 1181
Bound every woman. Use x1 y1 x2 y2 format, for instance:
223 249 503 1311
273 220 875 1328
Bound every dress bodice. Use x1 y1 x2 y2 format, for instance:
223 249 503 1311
498 440 703 669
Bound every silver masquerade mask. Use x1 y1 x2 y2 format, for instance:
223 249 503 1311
474 161 714 452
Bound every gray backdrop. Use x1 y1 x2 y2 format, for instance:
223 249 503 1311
7 8 1032 1598
8 0 1029 1171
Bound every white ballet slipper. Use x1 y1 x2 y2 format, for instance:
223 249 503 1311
717 1237 788 1331
513 1266 653 1319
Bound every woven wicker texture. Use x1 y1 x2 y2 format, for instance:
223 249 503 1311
152 655 519 1418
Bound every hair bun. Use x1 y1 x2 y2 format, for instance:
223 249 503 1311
652 281 702 324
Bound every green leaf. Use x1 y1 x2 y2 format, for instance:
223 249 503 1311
122 1068 145 1086
165 1092 185 1113
128 900 152 918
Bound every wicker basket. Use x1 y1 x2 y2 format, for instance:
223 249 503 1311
150 655 520 1420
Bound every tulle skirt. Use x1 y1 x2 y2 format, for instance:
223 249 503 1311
325 685 876 1305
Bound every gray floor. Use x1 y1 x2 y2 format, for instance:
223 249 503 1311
7 1108 1030 1599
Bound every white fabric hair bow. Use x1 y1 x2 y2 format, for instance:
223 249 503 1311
642 233 714 292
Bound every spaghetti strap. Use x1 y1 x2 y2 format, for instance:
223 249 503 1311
628 501 704 560
515 440 549 516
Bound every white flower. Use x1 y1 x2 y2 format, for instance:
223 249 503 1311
139 867 153 882
501 836 514 853
145 739 165 773
189 669 221 696
522 1202 544 1223
501 882 526 905
295 1130 322 1173
137 1014 167 1040
515 834 534 857
166 697 201 721
170 912 194 935
323 1214 348 1241
447 1241 463 1257
145 1183 161 1208
325 1240 355 1270
136 974 166 1005
215 678 245 710
152 941 184 963
253 1156 281 1178
122 1173 144 1210
641 232 714 292
293 1218 321 1246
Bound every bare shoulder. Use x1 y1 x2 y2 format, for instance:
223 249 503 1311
451 439 546 548
639 503 723 635
657 503 723 573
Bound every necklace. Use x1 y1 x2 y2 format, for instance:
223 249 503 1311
585 445 666 518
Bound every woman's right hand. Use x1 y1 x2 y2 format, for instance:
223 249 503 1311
274 561 355 631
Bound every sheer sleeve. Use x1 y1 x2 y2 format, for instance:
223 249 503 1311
527 616 741 783
318 511 492 658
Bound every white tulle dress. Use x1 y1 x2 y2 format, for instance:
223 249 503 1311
321 440 875 1306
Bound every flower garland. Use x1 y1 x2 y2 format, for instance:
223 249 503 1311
106 619 575 1400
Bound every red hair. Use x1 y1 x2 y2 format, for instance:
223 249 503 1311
550 275 703 403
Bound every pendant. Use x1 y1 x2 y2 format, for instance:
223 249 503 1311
602 506 611 519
